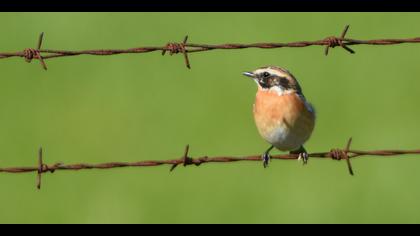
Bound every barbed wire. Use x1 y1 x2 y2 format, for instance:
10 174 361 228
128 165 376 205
1 138 420 189
1 25 420 190
1 25 420 70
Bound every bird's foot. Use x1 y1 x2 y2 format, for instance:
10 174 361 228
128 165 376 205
297 152 309 165
261 145 274 168
262 152 271 168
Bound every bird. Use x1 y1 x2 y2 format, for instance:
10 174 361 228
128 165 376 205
243 66 316 168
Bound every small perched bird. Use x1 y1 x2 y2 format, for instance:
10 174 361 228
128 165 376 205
243 66 316 168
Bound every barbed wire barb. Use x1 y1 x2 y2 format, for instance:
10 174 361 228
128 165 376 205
170 144 191 171
324 25 355 55
23 32 47 70
162 35 191 69
37 147 43 189
344 137 354 175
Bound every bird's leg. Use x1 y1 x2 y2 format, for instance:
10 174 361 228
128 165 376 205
262 145 274 168
290 146 308 165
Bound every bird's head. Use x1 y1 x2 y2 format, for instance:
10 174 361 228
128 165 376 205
243 66 302 95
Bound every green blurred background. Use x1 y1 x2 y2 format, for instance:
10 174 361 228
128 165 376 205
0 13 420 224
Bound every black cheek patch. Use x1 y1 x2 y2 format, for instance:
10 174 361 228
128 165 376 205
259 79 270 89
279 77 290 89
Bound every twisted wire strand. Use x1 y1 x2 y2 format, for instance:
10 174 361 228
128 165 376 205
1 25 420 70
1 138 420 189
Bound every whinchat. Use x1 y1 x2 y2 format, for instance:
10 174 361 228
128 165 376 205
243 66 316 168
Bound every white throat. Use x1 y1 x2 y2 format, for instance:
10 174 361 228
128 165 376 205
260 85 293 96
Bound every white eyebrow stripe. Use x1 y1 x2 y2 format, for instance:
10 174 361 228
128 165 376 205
254 68 289 77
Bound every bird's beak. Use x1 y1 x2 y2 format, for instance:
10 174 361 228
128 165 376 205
243 72 255 78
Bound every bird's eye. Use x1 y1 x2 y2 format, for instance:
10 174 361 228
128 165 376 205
262 72 270 77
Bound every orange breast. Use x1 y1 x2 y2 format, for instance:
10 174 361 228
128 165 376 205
253 89 315 151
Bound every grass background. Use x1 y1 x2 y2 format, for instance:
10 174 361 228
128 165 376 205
0 12 420 223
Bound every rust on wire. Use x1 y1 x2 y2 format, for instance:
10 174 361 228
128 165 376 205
329 138 354 175
170 144 190 171
24 32 47 70
162 35 191 69
324 25 355 55
1 138 420 189
2 25 420 70
36 147 62 190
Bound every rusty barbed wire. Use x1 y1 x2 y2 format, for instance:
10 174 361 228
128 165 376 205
1 138 420 189
1 25 420 70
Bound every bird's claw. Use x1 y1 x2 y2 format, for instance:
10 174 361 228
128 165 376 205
262 152 271 168
297 152 309 165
